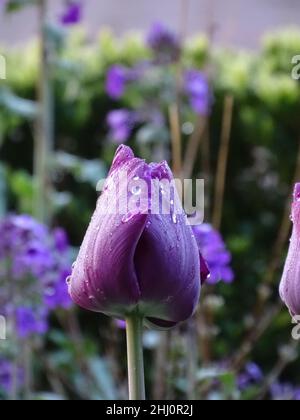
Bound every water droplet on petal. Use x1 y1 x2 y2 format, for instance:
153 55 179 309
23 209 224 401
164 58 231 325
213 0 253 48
131 185 141 195
133 176 140 181
72 262 76 270
66 276 72 286
122 212 138 223
172 213 177 224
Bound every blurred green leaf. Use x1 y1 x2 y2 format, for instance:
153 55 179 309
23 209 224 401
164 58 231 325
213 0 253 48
0 88 38 119
87 357 118 400
6 0 36 13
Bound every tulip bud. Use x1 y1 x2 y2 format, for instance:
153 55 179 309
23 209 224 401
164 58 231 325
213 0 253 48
279 183 300 316
68 145 207 328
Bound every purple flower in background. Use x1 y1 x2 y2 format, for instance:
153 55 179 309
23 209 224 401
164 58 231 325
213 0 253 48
107 109 136 143
69 145 204 328
45 268 73 310
237 363 263 390
115 319 126 329
0 215 72 338
106 65 129 99
53 227 69 253
280 183 300 316
16 307 48 339
0 359 12 394
0 358 23 395
270 382 300 400
60 1 82 25
184 70 210 115
192 223 234 284
146 22 181 63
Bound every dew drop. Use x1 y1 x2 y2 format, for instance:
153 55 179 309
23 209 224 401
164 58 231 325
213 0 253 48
131 185 141 195
66 276 72 286
160 187 165 195
172 213 177 224
72 262 76 270
88 295 95 300
122 212 137 223
133 176 140 181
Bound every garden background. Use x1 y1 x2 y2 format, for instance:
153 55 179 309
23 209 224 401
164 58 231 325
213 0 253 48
0 0 300 400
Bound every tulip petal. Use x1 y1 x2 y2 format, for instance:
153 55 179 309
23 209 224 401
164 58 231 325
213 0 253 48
133 162 201 326
69 146 148 316
200 253 210 284
280 183 300 316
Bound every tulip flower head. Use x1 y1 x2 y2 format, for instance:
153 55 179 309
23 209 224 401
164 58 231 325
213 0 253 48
280 183 300 316
68 145 208 328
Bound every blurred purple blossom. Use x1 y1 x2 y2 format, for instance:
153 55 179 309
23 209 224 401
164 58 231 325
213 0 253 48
105 65 134 99
0 358 23 395
0 215 72 338
0 359 12 394
106 65 127 99
115 319 126 329
107 109 136 143
53 227 69 253
16 307 48 339
60 1 82 26
146 22 181 63
192 223 234 284
184 70 210 115
237 362 263 390
270 382 300 400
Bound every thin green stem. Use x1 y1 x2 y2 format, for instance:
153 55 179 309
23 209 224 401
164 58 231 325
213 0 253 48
34 0 54 223
125 314 145 400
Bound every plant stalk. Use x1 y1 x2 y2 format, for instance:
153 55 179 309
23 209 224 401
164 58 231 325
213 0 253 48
125 314 145 400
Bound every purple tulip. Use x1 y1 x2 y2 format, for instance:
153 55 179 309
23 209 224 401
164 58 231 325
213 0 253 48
68 145 207 328
280 183 300 316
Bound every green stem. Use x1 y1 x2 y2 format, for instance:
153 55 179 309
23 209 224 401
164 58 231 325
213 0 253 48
125 314 145 400
34 0 54 223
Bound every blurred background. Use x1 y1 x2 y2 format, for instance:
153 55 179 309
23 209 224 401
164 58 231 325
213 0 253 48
0 0 300 400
